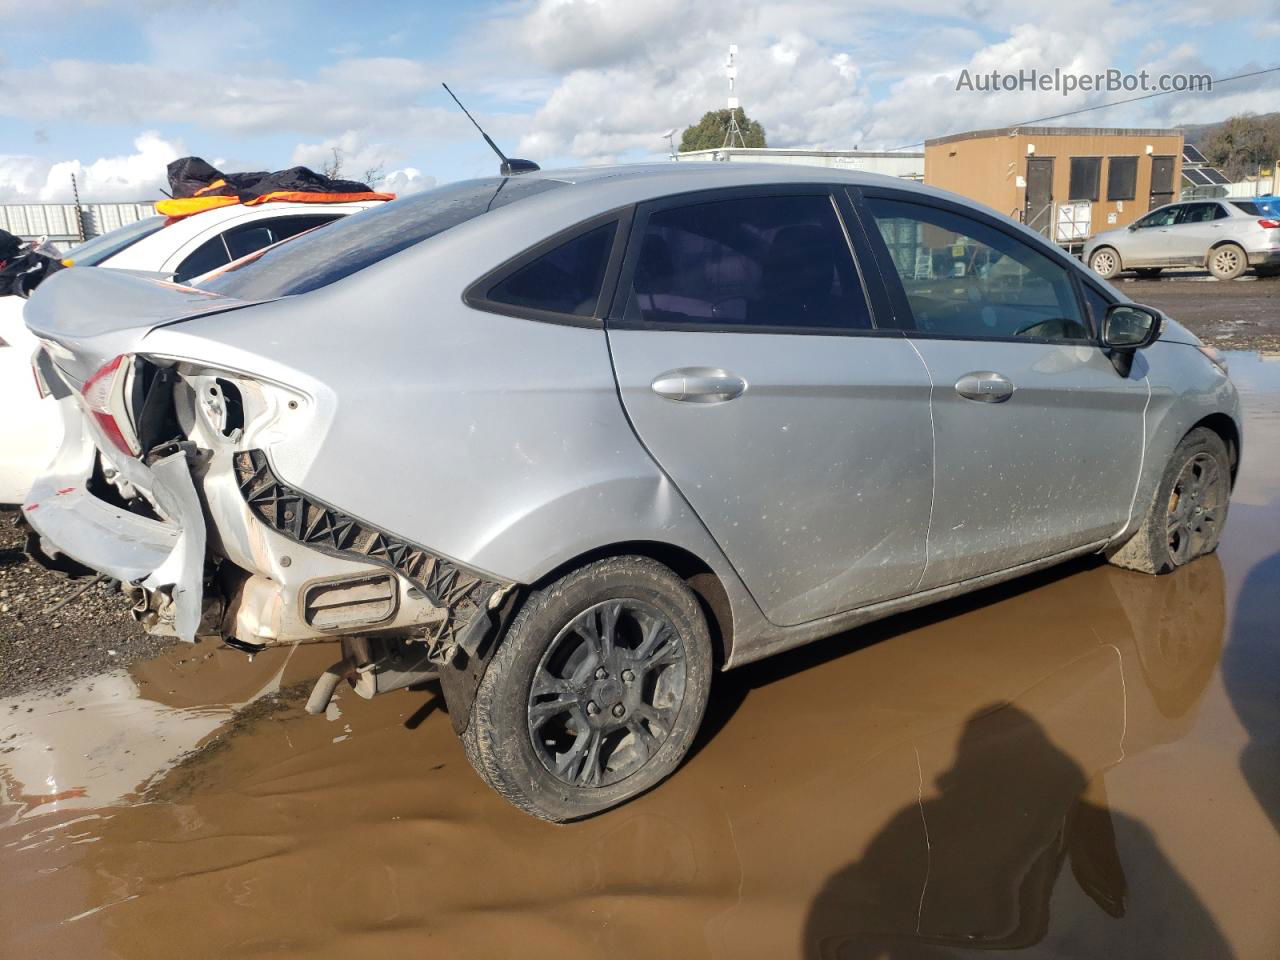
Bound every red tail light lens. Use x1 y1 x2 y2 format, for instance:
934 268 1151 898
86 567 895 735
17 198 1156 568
1259 219 1280 229
81 355 140 456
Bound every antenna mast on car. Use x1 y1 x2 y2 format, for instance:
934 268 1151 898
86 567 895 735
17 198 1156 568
441 83 540 177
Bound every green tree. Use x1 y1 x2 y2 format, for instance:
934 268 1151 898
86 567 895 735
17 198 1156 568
679 108 768 152
1202 113 1280 180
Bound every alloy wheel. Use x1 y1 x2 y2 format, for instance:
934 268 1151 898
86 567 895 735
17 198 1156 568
1166 452 1226 565
527 599 688 788
1212 247 1241 276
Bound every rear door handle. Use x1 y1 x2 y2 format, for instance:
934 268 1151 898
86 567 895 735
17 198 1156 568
651 367 748 403
955 371 1015 403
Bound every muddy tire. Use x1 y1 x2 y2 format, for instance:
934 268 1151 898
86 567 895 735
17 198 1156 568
1134 267 1163 279
1208 243 1247 280
1089 247 1122 279
461 556 713 822
1108 428 1231 575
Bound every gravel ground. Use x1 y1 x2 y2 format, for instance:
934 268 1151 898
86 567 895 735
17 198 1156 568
0 508 173 699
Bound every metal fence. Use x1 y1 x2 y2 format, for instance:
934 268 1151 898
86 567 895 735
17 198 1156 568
0 201 158 246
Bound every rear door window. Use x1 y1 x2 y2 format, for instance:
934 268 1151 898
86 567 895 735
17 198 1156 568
864 195 1091 342
622 194 872 331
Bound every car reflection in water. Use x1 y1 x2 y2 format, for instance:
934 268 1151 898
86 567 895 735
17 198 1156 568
804 556 1232 959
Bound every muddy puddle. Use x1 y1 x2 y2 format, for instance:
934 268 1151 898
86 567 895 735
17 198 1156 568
2 352 1278 959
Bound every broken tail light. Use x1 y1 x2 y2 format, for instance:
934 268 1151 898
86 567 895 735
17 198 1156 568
81 355 141 456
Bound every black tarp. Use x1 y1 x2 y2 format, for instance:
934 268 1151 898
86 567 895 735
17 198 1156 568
166 156 377 200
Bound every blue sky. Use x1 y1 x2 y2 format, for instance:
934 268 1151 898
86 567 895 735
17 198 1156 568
0 0 1275 201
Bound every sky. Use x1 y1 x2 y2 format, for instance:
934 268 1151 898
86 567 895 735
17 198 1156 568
0 0 1276 203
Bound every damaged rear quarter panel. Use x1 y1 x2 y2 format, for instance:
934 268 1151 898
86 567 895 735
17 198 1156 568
139 218 763 650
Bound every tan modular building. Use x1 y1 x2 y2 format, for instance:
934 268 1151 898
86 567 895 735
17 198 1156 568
924 127 1184 245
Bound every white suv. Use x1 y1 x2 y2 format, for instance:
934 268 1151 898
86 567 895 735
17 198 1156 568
0 199 384 502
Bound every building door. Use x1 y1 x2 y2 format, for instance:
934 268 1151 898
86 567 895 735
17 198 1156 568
1024 158 1054 238
1149 156 1176 210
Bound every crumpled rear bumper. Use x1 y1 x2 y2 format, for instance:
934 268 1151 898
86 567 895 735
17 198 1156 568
23 418 208 641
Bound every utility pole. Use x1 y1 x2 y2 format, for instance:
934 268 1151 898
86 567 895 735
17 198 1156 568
70 172 86 242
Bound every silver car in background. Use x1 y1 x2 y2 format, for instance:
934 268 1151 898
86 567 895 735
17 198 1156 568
19 165 1241 820
1086 198 1280 280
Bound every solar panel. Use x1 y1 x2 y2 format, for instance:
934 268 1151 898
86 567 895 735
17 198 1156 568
1182 168 1211 185
1183 144 1208 164
1203 167 1230 185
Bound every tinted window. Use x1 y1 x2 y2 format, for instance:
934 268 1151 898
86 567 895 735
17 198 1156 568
202 177 566 300
266 214 341 243
225 225 274 260
867 196 1090 342
485 222 615 317
1231 201 1263 216
68 216 166 266
1069 157 1101 201
1107 157 1138 201
624 194 870 330
174 236 231 283
1136 206 1180 228
1179 203 1227 224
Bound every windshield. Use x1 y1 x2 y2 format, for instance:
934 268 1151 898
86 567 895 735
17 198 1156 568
201 177 568 300
67 216 167 266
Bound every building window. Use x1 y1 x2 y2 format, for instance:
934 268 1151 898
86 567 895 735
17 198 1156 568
1068 157 1102 202
1107 157 1138 201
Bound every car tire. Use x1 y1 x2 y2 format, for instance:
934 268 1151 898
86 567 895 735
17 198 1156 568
1108 427 1231 575
461 555 713 822
1089 247 1122 279
1135 267 1163 279
1207 243 1247 280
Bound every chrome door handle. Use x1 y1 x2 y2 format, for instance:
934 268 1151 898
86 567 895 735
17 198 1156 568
651 367 748 403
955 371 1015 403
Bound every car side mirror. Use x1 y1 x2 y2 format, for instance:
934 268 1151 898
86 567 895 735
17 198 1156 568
1103 303 1162 375
1127 223 1139 231
1103 303 1162 350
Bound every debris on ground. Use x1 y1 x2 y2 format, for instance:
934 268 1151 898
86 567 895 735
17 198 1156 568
0 507 174 698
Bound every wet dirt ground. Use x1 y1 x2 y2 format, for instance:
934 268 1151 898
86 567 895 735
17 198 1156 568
2 352 1278 959
1117 271 1280 351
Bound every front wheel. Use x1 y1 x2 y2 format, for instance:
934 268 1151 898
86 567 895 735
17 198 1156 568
1089 247 1122 279
462 556 713 821
1108 428 1231 575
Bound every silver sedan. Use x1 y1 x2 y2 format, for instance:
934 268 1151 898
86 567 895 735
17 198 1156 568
20 164 1241 820
1086 198 1280 280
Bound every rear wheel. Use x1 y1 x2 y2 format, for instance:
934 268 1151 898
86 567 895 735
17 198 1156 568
1089 247 1122 279
1208 243 1247 280
462 556 713 822
1109 428 1231 574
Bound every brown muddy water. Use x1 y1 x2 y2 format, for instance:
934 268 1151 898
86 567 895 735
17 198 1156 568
2 353 1279 960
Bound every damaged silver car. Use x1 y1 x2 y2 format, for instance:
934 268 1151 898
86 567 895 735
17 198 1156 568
20 165 1241 821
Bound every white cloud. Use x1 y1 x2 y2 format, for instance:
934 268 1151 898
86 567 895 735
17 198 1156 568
0 131 181 202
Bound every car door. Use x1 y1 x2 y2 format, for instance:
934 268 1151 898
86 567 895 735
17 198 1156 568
1124 205 1182 265
853 187 1149 590
1166 202 1226 264
606 187 935 627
